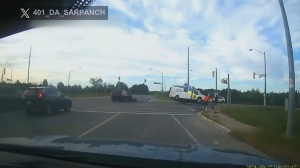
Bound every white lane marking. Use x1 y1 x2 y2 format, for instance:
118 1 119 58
171 115 201 144
78 113 120 138
72 110 193 116
181 104 231 133
181 105 195 111
73 108 188 112
214 141 219 145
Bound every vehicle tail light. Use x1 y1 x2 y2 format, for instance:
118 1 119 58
38 92 43 98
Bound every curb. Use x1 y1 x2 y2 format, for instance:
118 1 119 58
198 112 231 132
181 104 231 133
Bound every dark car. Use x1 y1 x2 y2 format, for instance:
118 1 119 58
111 89 133 102
0 85 24 111
23 87 72 116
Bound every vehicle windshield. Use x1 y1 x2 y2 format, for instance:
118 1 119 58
0 0 299 166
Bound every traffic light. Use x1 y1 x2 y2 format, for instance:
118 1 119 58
144 79 146 83
253 72 256 79
118 76 120 80
221 78 228 84
212 71 215 77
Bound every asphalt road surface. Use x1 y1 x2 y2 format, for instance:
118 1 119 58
0 95 272 160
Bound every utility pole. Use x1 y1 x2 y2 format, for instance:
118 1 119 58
227 74 230 106
278 0 295 137
216 68 217 95
187 47 189 86
27 46 31 84
161 73 163 99
264 52 266 107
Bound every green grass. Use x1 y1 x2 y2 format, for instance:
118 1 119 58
219 105 300 164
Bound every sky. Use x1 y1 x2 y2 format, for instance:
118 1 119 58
0 0 299 93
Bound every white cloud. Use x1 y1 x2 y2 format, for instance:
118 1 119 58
0 0 299 92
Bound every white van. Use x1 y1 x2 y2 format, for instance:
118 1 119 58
169 85 205 103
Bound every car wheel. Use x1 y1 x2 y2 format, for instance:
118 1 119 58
197 98 202 103
64 102 71 112
175 95 179 100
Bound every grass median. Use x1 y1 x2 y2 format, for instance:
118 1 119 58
218 105 300 164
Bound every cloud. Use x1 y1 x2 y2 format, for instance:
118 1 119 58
0 0 299 92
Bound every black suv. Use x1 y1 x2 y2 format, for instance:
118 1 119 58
111 89 133 102
23 87 72 115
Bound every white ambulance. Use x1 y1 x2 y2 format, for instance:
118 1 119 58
169 85 205 103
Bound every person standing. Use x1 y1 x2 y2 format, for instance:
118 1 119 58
213 93 219 113
203 93 211 111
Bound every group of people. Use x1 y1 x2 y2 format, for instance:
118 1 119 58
199 93 219 113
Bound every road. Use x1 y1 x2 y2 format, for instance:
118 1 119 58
0 95 272 159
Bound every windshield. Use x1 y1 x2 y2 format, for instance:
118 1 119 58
0 0 299 166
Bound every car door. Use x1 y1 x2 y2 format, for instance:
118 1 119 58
122 90 130 100
43 88 58 110
180 86 189 99
54 89 66 110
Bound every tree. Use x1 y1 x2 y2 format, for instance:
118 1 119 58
42 79 48 86
15 80 20 84
116 81 128 91
89 77 103 93
57 82 65 92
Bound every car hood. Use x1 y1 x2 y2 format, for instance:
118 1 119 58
0 135 281 165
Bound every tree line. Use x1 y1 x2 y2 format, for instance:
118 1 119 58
1 79 299 107
1 77 150 95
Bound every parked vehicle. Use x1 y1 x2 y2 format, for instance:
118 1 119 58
210 96 226 103
23 87 72 116
169 85 205 103
111 89 136 102
0 85 24 111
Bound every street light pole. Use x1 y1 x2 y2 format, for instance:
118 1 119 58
27 46 31 84
68 71 71 95
150 68 163 100
278 0 296 137
249 48 266 107
68 67 81 95
6 62 12 83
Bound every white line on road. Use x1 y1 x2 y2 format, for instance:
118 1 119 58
72 110 193 116
78 113 120 138
214 141 219 145
171 115 201 144
181 105 195 111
